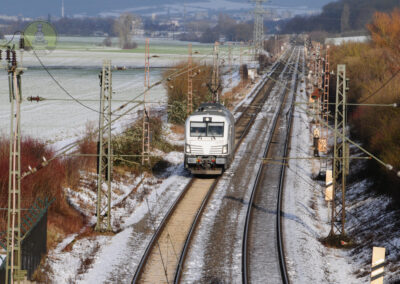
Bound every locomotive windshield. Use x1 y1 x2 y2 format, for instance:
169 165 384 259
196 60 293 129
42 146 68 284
190 122 207 137
207 122 224 136
190 122 224 137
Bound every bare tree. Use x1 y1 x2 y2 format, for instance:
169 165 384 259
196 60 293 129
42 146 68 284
114 13 139 49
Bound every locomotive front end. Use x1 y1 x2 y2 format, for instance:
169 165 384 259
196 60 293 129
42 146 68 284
184 103 235 175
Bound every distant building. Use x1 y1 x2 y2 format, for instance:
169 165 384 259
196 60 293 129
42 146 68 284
325 36 370 46
131 17 144 36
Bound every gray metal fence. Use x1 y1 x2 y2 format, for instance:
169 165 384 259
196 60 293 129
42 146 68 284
0 197 54 282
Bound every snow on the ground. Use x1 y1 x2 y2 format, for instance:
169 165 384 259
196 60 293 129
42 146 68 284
283 48 358 283
78 166 190 283
163 123 185 147
343 148 400 283
163 151 184 165
0 67 165 145
47 160 190 283
18 48 186 68
283 47 400 283
232 49 288 120
65 172 142 225
37 43 400 283
181 46 298 282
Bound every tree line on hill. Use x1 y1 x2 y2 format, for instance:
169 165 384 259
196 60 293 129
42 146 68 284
0 14 139 49
1 17 117 37
329 8 400 200
179 14 253 43
0 13 253 45
282 0 400 34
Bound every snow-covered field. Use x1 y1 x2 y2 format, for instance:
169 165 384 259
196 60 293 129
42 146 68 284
0 67 165 144
0 40 246 146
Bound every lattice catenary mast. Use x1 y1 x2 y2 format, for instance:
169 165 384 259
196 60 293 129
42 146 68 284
6 49 27 284
239 42 243 88
228 43 232 87
95 60 113 232
187 43 193 115
211 41 220 102
330 64 349 237
321 46 330 153
142 38 151 165
253 0 269 60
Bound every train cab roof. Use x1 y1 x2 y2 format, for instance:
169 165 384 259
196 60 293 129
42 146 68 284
191 102 233 119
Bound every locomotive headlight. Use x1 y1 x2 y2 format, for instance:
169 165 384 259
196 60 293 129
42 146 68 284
186 144 191 153
222 144 228 154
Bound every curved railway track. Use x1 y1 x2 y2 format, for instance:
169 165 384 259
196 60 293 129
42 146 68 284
132 49 293 284
242 46 302 284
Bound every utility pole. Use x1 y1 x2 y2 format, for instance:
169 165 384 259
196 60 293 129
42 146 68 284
95 60 113 232
142 38 151 165
228 42 232 87
187 43 193 115
211 41 220 102
317 43 323 90
329 64 349 238
253 0 268 60
240 42 243 88
318 44 324 133
320 46 330 155
5 48 27 284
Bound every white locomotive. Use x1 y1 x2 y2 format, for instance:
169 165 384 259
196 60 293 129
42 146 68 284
184 102 235 175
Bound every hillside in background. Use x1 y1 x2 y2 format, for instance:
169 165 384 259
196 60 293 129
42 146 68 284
283 0 399 34
2 0 332 18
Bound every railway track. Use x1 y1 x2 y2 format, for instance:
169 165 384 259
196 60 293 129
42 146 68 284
242 46 302 283
132 49 293 284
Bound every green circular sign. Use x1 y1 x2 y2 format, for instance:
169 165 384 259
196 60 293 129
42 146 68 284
24 21 58 55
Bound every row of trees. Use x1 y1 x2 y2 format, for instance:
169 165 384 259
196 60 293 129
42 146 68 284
330 9 400 199
283 0 399 34
163 62 215 124
0 14 138 49
0 13 254 46
181 14 253 43
1 17 117 37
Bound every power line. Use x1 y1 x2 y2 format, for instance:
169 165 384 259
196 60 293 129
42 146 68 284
19 44 234 180
359 69 400 103
30 49 108 115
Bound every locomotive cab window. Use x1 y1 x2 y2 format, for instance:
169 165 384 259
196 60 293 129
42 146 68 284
207 122 224 137
190 122 207 137
190 121 225 137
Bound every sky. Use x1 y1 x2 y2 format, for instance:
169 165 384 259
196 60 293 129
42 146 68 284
2 0 334 18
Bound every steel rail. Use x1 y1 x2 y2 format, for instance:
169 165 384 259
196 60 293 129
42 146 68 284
132 50 292 284
276 49 302 284
174 53 292 284
131 178 197 283
242 46 300 284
